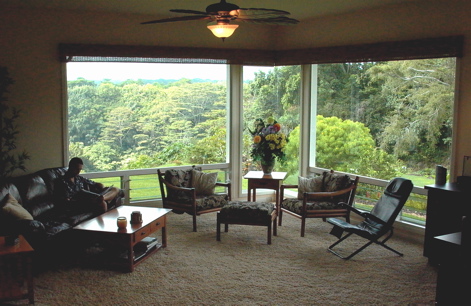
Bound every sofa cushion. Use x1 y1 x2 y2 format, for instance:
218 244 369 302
14 174 54 218
191 170 217 196
1 193 34 221
35 167 67 194
298 175 323 200
42 220 73 239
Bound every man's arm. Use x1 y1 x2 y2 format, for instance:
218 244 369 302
81 176 104 193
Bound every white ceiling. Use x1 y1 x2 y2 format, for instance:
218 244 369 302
1 0 421 21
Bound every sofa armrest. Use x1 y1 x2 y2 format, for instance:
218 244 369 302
4 219 47 248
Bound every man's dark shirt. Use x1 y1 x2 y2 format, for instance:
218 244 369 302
55 175 98 204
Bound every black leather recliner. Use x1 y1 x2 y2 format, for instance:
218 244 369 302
327 177 413 260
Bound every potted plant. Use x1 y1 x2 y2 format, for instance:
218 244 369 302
0 66 29 181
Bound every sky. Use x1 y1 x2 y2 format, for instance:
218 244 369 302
66 62 273 81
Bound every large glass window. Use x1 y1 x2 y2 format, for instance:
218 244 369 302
243 65 301 187
310 58 456 223
67 62 228 171
311 58 456 184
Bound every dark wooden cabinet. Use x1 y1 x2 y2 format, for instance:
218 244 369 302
434 231 471 305
424 183 470 264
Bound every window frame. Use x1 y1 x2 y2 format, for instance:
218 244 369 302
61 36 463 207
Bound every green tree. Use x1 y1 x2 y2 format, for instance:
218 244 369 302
68 84 104 145
100 106 136 151
315 115 398 179
283 125 300 176
82 142 120 172
368 58 455 168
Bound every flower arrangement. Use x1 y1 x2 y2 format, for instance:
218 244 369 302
249 117 288 166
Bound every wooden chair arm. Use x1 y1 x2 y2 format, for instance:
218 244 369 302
216 182 231 188
303 185 354 200
280 184 298 201
302 184 357 212
160 179 195 196
339 202 363 214
281 184 298 190
216 182 231 200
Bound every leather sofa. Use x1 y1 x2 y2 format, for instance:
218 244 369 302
0 167 124 252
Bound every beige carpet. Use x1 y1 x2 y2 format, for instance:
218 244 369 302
11 212 437 305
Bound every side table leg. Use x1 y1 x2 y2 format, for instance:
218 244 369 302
273 217 277 237
216 213 221 241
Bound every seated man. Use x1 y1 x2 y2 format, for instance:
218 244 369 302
55 157 121 213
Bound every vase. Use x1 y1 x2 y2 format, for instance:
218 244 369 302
260 159 275 175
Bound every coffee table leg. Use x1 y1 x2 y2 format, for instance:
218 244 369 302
127 240 134 272
162 225 167 248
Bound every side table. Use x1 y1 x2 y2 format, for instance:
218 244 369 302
0 235 34 305
244 171 287 223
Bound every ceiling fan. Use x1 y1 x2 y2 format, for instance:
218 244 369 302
141 0 299 41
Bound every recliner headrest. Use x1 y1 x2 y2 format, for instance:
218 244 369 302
384 178 413 199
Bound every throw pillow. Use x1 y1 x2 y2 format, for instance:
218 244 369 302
191 170 217 196
1 193 34 220
323 172 351 192
298 175 323 200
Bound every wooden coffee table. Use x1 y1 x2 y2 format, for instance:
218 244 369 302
74 205 171 272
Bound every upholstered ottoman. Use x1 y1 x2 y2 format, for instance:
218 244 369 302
216 201 277 244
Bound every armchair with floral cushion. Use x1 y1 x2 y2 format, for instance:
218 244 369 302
279 170 359 237
157 166 231 232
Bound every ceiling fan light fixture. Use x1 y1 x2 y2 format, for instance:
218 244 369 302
207 22 239 41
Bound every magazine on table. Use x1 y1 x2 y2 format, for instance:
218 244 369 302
73 185 113 202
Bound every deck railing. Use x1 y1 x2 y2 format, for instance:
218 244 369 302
82 166 427 226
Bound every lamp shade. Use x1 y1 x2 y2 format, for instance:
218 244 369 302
207 23 239 39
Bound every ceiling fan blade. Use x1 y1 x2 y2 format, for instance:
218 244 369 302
236 8 291 16
141 15 212 25
235 16 299 25
170 9 209 15
141 16 213 24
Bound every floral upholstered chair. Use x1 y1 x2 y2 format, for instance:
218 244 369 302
279 170 359 237
157 166 231 232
